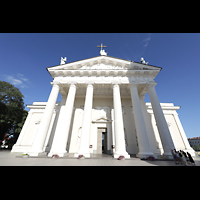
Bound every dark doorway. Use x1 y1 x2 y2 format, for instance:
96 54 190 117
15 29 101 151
102 131 107 154
97 127 107 154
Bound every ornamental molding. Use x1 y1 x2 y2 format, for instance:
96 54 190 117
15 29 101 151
92 116 112 123
49 69 159 79
55 75 155 86
58 81 154 97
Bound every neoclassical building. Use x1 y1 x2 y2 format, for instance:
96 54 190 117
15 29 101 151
11 51 194 159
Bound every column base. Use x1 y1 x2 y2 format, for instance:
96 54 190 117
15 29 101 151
113 152 130 159
11 144 32 153
48 151 68 157
136 151 154 159
163 152 174 159
74 153 90 158
157 154 173 160
28 151 47 157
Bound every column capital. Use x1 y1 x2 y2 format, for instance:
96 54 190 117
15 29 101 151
113 84 119 89
147 82 157 89
85 80 94 84
86 82 94 88
112 81 121 88
68 81 77 85
67 82 77 88
51 81 60 88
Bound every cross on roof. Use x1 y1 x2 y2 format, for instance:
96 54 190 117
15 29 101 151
97 43 107 51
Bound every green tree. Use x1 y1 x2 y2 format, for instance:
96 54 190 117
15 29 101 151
194 144 200 151
0 81 28 147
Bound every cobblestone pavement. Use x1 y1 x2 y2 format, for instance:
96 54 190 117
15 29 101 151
0 151 199 166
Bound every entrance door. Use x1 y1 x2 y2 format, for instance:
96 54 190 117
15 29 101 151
97 128 107 154
102 131 107 154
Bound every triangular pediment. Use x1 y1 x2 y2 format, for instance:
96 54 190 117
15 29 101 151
47 55 162 79
47 56 161 71
92 116 112 123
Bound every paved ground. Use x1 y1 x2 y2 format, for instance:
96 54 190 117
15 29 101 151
0 150 200 166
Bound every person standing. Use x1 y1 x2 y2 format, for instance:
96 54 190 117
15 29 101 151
180 150 187 166
182 150 189 164
174 149 182 164
171 149 178 164
187 152 195 165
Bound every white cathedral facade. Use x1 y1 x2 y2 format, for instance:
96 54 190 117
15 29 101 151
11 51 195 159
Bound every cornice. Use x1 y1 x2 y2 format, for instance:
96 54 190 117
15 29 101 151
27 103 60 110
146 103 181 111
50 69 159 79
47 56 132 70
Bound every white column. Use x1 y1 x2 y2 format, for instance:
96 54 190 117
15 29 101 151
48 83 77 157
113 84 130 158
130 84 154 158
148 83 175 157
173 113 195 155
75 84 94 158
139 95 161 156
111 109 115 154
29 82 60 156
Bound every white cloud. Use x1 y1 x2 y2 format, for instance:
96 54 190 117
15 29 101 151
17 73 29 82
4 74 30 89
142 33 151 48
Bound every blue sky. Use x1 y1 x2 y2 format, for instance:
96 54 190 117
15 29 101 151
0 33 199 139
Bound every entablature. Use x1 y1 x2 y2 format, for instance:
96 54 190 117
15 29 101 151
49 69 159 79
56 78 153 97
54 75 154 85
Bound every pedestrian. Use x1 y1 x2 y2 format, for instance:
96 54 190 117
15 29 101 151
187 152 195 165
182 150 190 164
171 149 179 164
180 150 187 166
177 150 183 164
182 150 187 158
174 149 182 164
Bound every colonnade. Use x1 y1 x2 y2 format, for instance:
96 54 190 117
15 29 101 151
28 81 175 158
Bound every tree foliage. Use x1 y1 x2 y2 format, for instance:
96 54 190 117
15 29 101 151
0 81 28 146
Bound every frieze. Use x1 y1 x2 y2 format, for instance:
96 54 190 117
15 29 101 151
49 69 159 79
57 75 154 85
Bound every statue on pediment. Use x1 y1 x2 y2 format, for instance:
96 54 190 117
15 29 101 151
60 57 67 65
